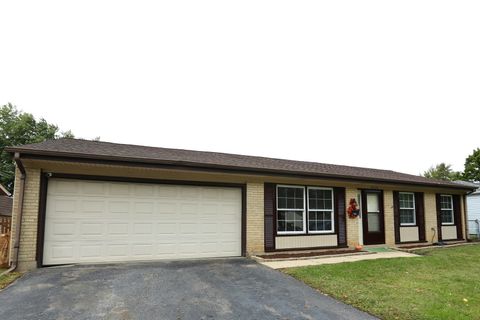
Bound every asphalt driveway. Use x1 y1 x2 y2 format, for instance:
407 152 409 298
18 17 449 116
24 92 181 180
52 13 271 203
0 259 376 320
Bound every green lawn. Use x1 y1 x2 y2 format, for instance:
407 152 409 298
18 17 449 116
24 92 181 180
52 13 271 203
284 245 480 320
0 269 21 290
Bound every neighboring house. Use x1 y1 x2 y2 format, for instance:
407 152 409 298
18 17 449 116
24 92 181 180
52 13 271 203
5 139 475 271
0 184 13 236
0 184 13 218
454 181 480 237
468 189 480 237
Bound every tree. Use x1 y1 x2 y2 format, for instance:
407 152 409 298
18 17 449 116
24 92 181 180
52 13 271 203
423 163 462 181
463 148 480 182
0 103 74 191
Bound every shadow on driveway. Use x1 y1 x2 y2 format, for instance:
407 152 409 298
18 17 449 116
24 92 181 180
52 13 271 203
0 258 376 320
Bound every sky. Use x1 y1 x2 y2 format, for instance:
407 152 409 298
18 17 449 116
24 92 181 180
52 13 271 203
1 1 479 175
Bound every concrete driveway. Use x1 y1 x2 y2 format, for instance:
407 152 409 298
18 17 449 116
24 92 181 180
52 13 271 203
0 259 376 320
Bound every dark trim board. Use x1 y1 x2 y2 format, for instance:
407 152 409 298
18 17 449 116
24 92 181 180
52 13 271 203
36 173 247 267
36 172 48 267
20 153 475 191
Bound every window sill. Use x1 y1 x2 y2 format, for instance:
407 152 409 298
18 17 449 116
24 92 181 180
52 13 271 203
400 224 417 227
276 232 336 237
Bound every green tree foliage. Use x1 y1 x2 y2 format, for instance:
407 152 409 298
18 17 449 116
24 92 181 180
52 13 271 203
0 103 74 191
423 163 463 181
463 148 480 182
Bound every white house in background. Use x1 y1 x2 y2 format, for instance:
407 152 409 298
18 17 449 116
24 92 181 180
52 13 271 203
456 181 480 237
467 188 480 237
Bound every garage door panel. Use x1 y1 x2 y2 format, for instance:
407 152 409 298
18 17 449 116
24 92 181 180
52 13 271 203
54 199 77 213
43 179 242 265
81 200 105 213
107 223 129 235
109 183 131 196
109 201 130 213
81 181 106 195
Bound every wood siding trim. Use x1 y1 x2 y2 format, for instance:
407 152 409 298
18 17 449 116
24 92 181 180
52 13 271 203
453 194 463 240
334 187 347 246
393 191 401 243
36 172 48 267
264 183 276 252
436 194 443 241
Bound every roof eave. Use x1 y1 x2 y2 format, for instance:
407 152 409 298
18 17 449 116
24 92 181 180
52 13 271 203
9 148 474 192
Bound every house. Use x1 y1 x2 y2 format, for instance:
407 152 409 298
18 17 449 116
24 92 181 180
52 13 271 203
0 184 13 230
453 181 480 237
5 139 474 271
467 189 480 237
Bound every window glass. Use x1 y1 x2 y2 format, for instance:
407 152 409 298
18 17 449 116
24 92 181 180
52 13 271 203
277 186 304 210
440 195 454 224
307 188 334 232
277 186 304 233
399 193 416 225
367 193 379 212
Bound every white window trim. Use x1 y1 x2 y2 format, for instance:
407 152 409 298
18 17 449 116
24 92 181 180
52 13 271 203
307 187 335 234
276 185 306 235
440 194 454 225
399 192 416 226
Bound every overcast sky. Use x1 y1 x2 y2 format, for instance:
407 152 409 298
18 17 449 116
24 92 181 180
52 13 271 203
1 1 479 175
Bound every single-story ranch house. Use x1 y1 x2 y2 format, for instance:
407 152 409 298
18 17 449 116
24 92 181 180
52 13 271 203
6 139 475 271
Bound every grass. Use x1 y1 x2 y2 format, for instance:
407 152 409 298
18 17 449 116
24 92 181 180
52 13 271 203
0 268 21 290
284 245 480 320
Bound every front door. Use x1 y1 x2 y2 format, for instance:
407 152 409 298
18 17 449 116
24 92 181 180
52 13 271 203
362 190 385 245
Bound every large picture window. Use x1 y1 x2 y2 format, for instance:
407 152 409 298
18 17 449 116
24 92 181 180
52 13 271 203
399 192 416 226
308 187 334 233
440 195 454 225
276 186 305 234
276 185 335 234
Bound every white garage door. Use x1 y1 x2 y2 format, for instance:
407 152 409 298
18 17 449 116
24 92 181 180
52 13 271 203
43 178 242 265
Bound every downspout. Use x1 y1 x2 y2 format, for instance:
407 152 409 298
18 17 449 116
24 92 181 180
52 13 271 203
0 152 26 276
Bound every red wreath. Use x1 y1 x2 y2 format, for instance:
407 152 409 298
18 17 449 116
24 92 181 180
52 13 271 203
347 198 360 218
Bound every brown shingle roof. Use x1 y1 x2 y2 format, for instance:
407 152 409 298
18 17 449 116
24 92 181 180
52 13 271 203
0 196 12 217
5 138 473 190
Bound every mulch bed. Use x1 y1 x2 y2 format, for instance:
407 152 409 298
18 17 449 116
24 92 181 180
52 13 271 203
257 249 359 259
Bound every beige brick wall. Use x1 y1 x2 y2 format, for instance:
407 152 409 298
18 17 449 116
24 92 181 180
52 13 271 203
424 193 438 243
246 183 264 254
346 187 360 247
383 191 395 246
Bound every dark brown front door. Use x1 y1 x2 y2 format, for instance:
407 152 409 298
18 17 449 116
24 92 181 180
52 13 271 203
362 190 385 245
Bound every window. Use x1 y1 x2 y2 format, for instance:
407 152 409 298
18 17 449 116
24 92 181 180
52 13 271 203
399 192 416 226
308 187 334 233
276 186 305 234
440 195 454 225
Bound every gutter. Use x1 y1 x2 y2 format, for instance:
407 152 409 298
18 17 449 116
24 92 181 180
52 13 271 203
0 152 26 276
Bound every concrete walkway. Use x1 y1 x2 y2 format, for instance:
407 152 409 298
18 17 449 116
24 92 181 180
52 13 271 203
259 251 419 269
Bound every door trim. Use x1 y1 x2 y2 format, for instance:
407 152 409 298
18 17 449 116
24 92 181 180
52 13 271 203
361 189 385 245
36 172 247 267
